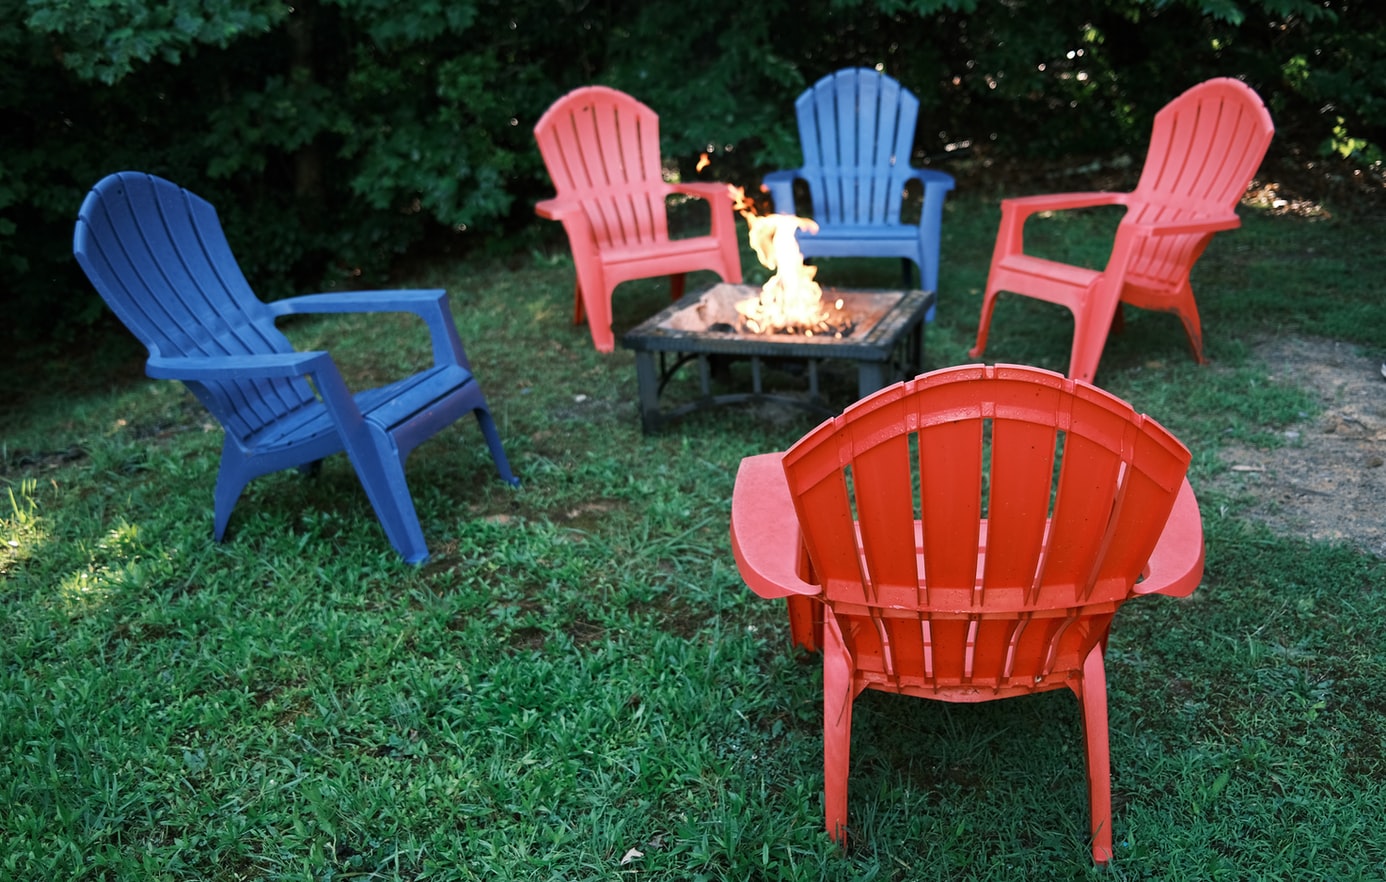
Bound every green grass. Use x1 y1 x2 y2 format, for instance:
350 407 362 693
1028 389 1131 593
3 190 1385 880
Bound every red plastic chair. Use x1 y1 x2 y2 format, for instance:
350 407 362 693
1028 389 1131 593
969 78 1274 382
730 364 1205 863
534 86 744 352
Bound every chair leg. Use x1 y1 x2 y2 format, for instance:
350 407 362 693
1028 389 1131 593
1077 304 1125 380
670 273 687 302
341 424 430 564
212 440 252 542
1179 312 1206 364
1067 286 1122 384
968 283 1003 359
1075 643 1115 865
580 284 617 353
903 258 938 322
572 282 585 325
786 594 821 652
1172 287 1206 364
472 406 521 487
822 615 855 845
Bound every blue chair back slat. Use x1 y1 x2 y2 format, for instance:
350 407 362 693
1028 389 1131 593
852 72 885 224
879 77 918 224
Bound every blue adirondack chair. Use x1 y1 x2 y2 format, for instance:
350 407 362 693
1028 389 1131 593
762 68 955 320
73 171 519 564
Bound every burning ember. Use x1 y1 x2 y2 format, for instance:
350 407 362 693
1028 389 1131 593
729 187 852 337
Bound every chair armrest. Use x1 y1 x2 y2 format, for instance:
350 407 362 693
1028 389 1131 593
903 169 956 279
670 181 741 244
760 169 804 215
149 350 370 437
146 350 335 381
902 167 957 193
267 289 470 371
730 453 822 600
669 181 732 203
535 196 598 251
268 289 448 317
992 192 1128 262
535 196 585 222
1001 190 1127 220
1134 478 1205 597
1127 214 1242 237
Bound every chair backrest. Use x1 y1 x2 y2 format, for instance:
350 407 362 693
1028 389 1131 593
792 67 920 227
73 172 316 443
534 86 673 250
779 364 1191 694
1124 78 1274 285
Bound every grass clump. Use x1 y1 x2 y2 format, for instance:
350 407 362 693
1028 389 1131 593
2 190 1385 880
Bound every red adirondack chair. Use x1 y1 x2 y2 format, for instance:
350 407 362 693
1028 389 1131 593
730 364 1205 863
969 78 1274 382
534 86 744 353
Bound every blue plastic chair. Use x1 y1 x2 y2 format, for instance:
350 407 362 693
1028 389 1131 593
763 68 955 319
73 171 519 564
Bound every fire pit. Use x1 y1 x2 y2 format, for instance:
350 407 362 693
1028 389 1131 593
621 282 935 432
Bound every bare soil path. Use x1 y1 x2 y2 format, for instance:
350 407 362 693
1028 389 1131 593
1209 337 1386 557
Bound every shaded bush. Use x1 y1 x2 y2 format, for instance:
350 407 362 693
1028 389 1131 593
2 0 1379 342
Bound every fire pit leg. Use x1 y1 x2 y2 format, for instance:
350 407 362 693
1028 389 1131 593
858 362 886 400
905 319 925 377
856 319 925 400
634 351 662 433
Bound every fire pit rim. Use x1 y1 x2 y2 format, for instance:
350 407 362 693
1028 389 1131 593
621 284 935 361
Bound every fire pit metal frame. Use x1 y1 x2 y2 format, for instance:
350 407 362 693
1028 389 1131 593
620 285 935 433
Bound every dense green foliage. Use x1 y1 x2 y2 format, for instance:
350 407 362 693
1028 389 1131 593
2 0 1382 339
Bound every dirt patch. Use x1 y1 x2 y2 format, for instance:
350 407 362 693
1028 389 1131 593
1210 337 1386 557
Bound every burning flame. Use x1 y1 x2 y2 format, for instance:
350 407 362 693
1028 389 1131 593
696 152 711 173
728 187 846 336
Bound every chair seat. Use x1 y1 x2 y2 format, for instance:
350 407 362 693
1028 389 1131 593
795 224 928 268
992 254 1102 293
243 397 340 452
802 223 921 240
600 234 728 266
246 365 473 452
359 364 473 431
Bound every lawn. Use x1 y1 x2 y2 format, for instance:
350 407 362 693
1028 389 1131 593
3 183 1385 881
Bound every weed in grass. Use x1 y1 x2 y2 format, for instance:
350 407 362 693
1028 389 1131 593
2 477 42 575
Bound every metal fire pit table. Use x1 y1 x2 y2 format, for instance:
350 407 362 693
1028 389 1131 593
620 283 935 433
